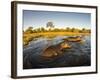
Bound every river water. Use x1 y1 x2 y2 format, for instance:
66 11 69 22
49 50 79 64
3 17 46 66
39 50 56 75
23 36 91 69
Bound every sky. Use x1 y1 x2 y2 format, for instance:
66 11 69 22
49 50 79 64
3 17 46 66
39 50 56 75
23 10 91 30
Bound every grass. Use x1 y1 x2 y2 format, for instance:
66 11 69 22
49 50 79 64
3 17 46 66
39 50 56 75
23 31 90 46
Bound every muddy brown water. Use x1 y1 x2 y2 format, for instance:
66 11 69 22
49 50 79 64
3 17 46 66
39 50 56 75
23 36 91 69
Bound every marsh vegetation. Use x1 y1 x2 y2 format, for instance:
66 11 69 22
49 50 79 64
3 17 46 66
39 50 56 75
23 26 90 46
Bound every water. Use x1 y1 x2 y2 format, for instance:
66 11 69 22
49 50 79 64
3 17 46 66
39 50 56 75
23 36 91 69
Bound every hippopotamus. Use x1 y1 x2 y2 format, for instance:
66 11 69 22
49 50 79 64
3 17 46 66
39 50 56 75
23 41 71 69
41 41 71 58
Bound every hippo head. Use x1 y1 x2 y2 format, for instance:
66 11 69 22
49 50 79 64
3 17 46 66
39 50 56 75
60 42 71 50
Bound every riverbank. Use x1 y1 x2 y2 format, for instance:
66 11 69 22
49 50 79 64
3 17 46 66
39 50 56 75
23 32 90 46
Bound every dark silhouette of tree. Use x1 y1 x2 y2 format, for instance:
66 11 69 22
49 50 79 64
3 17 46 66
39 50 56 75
66 27 71 32
36 28 41 32
46 21 54 28
82 28 86 33
25 27 33 33
71 28 75 32
41 27 45 32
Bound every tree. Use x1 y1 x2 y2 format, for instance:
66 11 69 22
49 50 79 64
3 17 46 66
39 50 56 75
25 27 33 33
35 28 41 32
71 28 75 32
46 21 55 31
66 27 70 32
82 28 86 33
41 27 45 32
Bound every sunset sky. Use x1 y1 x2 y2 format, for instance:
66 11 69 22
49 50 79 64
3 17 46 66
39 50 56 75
23 10 91 30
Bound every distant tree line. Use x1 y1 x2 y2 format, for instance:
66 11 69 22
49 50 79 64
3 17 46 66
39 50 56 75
24 26 91 34
24 21 91 34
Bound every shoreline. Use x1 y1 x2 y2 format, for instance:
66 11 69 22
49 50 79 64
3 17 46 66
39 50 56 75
23 32 90 46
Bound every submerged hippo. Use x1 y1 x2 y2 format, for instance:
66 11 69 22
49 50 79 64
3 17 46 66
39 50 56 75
41 42 71 58
63 35 85 42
